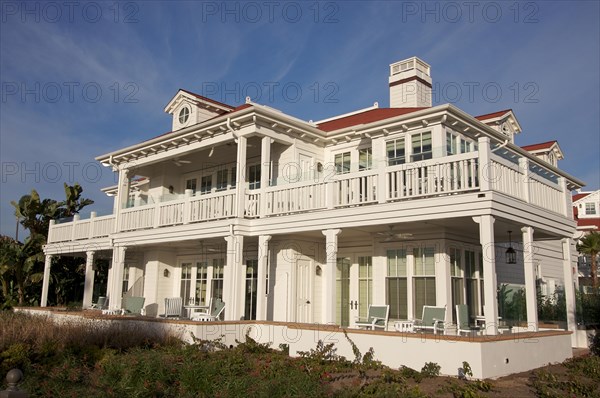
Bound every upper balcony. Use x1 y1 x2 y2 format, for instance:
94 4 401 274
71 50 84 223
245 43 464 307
47 138 574 244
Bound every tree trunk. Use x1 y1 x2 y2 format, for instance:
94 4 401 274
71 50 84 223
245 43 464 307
592 252 598 289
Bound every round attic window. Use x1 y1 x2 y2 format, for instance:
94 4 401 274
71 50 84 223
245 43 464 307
178 107 190 124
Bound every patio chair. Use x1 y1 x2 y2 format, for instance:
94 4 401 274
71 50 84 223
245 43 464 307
159 297 183 319
355 305 390 330
191 298 225 322
120 296 146 316
413 305 447 334
455 304 481 336
90 296 107 310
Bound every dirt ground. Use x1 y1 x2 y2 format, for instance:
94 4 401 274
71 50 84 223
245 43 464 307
327 349 595 397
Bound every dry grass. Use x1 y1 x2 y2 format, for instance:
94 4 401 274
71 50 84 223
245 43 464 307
0 311 182 354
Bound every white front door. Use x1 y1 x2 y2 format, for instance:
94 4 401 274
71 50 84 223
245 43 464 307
336 254 372 327
296 258 312 323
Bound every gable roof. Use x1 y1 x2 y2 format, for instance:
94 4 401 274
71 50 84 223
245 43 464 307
317 107 427 132
178 89 235 111
573 192 592 202
475 109 513 121
521 140 557 152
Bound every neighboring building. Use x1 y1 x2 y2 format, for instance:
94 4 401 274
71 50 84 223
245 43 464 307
572 190 600 289
42 56 584 339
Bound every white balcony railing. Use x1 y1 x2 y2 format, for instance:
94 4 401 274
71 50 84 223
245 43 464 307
47 144 570 243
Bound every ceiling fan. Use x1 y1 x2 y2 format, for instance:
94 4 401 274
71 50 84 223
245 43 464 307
173 157 192 167
376 225 413 242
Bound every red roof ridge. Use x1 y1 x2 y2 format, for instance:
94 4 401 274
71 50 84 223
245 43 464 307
475 109 513 120
317 107 427 132
179 89 235 111
521 140 558 151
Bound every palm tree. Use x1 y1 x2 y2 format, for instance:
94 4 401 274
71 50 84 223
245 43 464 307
577 231 600 289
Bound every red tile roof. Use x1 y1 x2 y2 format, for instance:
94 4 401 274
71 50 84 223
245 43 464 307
521 141 557 152
179 89 235 111
475 109 512 121
317 108 427 132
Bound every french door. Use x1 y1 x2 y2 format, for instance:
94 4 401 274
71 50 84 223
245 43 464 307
296 259 312 323
336 254 372 327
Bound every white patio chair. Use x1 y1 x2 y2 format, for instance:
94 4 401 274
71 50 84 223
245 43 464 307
159 297 183 319
355 305 390 330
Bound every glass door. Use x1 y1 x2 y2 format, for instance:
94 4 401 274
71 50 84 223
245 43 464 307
336 254 372 327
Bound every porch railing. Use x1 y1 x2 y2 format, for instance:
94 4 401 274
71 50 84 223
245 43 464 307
47 140 570 243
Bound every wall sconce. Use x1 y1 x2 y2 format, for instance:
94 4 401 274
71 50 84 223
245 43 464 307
505 231 517 264
317 162 323 173
163 269 170 278
315 265 322 276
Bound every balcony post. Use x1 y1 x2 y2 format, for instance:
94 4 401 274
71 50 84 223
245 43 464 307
473 215 498 335
48 220 55 244
256 235 272 320
477 137 492 191
82 251 96 308
235 136 248 218
322 229 341 324
183 189 193 224
521 226 538 331
559 177 570 217
71 214 80 241
519 158 531 203
40 254 52 307
115 168 130 232
259 136 271 217
89 211 97 239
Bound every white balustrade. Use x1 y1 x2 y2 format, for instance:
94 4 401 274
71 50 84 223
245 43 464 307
189 191 236 222
265 181 326 215
120 205 155 231
45 149 568 243
334 170 379 207
387 152 479 200
158 200 185 227
489 155 524 200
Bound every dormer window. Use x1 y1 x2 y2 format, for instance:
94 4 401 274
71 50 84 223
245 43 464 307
179 107 190 124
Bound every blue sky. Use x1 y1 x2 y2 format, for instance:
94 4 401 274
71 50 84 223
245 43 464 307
1 1 599 238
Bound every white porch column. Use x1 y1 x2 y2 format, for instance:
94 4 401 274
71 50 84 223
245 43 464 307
437 245 453 325
474 215 499 335
561 237 577 345
521 227 538 331
259 136 272 217
40 254 52 307
109 246 127 310
477 137 492 192
235 136 248 217
82 251 96 308
256 235 272 320
224 234 244 320
322 229 341 324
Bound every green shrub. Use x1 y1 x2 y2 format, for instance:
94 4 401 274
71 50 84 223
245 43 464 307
420 362 441 377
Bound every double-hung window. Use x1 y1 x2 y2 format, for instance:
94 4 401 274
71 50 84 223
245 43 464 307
586 203 597 215
411 132 432 161
216 169 228 191
200 176 212 194
358 148 372 171
413 247 436 317
186 178 197 194
446 132 458 155
334 152 351 174
387 249 408 319
386 138 406 166
248 165 261 189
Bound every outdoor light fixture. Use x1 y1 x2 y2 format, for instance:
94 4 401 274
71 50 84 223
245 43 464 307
505 230 517 264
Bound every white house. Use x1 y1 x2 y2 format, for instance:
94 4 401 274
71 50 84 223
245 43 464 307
42 57 584 340
572 189 600 288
